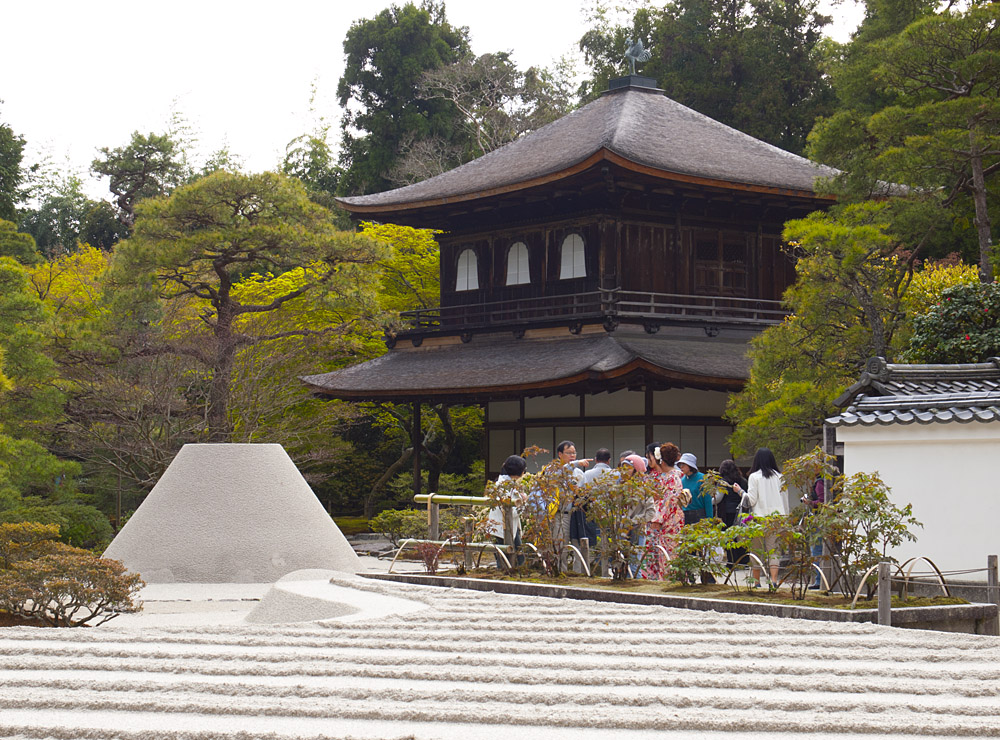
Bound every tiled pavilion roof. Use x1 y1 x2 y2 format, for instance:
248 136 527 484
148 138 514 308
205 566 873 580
338 78 837 214
827 356 1000 427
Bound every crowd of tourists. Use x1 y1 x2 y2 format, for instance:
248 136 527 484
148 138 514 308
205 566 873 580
489 440 790 586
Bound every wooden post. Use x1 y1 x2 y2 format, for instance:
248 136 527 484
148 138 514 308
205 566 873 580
988 555 999 634
464 518 474 571
412 403 421 500
878 561 891 627
502 506 514 547
576 538 590 574
428 497 440 541
502 506 515 571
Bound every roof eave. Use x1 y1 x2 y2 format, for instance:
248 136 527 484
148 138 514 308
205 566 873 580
335 148 836 216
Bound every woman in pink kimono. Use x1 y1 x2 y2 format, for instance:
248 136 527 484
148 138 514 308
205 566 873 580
642 442 685 580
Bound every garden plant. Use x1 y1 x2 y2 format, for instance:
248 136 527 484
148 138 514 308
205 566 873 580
0 521 143 627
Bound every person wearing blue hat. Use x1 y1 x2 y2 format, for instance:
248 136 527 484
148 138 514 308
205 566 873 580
677 453 710 524
678 452 715 584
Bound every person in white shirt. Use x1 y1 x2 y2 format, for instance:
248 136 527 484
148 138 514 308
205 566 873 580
744 447 787 587
487 455 528 567
554 440 588 548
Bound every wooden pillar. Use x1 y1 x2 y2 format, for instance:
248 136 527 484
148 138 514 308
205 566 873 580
412 403 422 498
878 561 891 627
988 555 999 635
645 387 654 445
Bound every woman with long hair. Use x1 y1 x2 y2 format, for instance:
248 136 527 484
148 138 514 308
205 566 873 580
716 459 749 570
745 447 787 587
642 442 685 580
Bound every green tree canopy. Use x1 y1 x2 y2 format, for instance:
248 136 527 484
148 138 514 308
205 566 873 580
579 0 835 155
112 170 386 440
0 108 26 222
0 219 40 265
0 256 78 510
727 201 921 459
869 4 1000 283
336 1 471 195
91 131 189 229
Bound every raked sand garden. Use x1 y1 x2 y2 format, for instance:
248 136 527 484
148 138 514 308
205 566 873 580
2 560 1000 740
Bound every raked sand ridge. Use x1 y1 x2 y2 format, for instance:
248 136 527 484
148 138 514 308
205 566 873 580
1 571 1000 739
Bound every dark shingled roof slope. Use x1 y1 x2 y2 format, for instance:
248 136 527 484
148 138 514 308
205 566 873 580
828 356 1000 427
301 331 751 401
338 86 838 211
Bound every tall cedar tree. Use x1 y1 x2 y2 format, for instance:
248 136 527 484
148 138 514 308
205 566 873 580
336 1 470 195
579 0 835 155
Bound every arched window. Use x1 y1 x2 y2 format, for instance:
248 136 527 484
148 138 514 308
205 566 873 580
559 233 586 279
455 248 479 291
505 242 530 285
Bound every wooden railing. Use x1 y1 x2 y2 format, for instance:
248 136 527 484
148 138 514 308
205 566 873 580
612 289 787 324
398 288 786 331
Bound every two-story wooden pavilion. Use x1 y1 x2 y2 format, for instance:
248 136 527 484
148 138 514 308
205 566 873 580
302 75 836 477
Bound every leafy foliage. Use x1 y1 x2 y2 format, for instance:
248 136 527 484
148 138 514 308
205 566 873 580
336 1 470 195
91 131 189 228
0 219 41 264
113 170 386 440
0 502 113 550
0 109 26 222
727 202 918 459
901 258 978 318
869 4 1000 282
369 508 429 546
19 173 126 256
579 0 835 154
0 521 143 626
906 282 1000 363
582 466 661 580
518 456 579 577
783 447 921 600
0 522 61 569
815 471 921 599
669 517 729 586
0 549 143 626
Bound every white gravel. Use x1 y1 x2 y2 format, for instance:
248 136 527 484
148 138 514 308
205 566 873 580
2 562 1000 738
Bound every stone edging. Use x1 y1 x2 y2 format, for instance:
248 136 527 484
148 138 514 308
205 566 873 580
363 572 999 633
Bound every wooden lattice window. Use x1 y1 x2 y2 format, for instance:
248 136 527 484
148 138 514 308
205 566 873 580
695 234 747 296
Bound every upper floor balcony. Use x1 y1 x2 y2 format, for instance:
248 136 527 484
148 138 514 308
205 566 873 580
387 287 787 346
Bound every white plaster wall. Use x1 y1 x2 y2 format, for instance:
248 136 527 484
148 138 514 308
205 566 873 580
838 421 1000 580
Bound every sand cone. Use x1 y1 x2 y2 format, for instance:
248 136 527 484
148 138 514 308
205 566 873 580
104 444 360 583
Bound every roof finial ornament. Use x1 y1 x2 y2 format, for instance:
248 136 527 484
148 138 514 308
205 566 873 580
625 37 651 76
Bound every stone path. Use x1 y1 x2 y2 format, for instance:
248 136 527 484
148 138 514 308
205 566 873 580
1 574 999 739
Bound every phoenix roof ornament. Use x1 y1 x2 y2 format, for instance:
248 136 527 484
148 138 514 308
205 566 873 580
625 38 651 75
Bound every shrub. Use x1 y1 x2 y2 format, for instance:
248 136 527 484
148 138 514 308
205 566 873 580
781 447 922 599
724 513 795 593
369 508 428 545
0 522 61 568
582 468 662 580
670 517 729 586
815 471 921 599
0 520 143 627
0 549 143 626
0 502 113 550
413 541 441 575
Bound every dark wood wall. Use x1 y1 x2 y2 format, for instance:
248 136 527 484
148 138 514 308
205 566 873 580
439 215 796 308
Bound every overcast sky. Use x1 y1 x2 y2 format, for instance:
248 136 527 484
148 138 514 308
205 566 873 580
1 0 865 198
